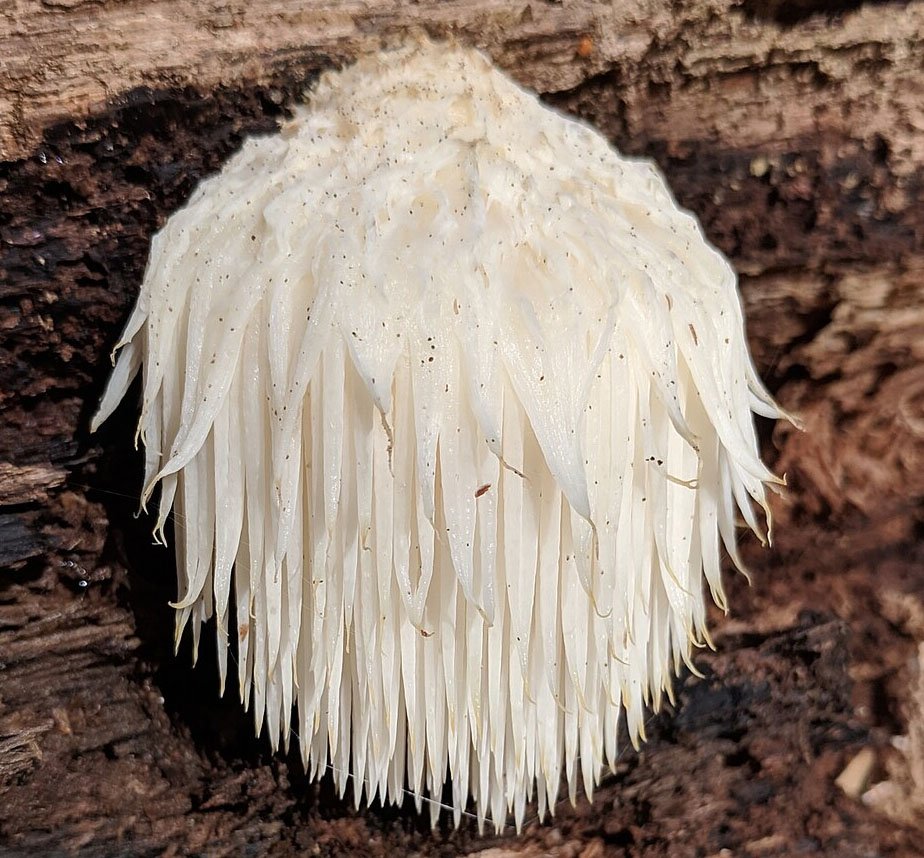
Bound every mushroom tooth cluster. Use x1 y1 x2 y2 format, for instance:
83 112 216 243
93 41 783 832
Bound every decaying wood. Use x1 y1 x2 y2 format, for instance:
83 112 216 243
1 0 640 162
1 0 923 854
4 0 924 168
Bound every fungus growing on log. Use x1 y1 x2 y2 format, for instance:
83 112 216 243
92 40 784 831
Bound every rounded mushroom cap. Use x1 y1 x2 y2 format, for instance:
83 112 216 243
94 40 783 832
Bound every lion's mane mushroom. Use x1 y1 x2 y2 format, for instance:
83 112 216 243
93 40 784 831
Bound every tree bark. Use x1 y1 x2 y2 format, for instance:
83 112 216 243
1 1 923 855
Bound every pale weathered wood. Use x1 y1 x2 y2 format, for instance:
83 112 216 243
2 0 642 161
4 0 923 170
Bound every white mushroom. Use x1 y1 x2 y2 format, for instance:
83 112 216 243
93 40 784 832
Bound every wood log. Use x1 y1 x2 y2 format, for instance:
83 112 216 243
2 1 923 854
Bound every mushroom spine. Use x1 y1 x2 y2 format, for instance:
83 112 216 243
93 40 784 832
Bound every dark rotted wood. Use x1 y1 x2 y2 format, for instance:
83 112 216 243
1 1 923 854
